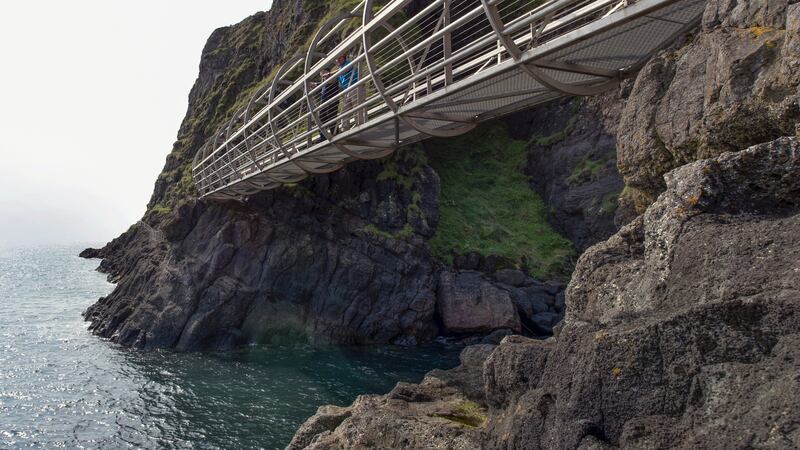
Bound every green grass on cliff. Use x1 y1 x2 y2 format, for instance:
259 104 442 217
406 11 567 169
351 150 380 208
427 123 575 280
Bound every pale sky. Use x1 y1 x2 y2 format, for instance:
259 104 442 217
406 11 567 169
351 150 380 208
0 1 271 249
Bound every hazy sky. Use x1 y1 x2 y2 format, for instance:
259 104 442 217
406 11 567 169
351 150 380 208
0 1 270 249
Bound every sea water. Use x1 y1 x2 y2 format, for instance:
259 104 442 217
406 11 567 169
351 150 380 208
0 245 461 449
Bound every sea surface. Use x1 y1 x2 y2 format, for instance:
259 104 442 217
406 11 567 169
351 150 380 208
0 245 461 449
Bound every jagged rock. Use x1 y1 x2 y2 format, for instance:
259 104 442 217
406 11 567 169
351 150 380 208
617 0 800 207
287 405 352 450
483 335 552 409
554 291 566 314
515 293 550 317
293 136 800 449
528 312 562 336
453 251 483 271
481 329 513 345
568 136 800 325
437 271 522 335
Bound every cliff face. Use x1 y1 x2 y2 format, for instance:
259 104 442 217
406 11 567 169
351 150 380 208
290 1 800 448
83 0 606 350
617 0 800 210
147 0 325 216
85 151 444 349
516 92 630 252
290 137 800 450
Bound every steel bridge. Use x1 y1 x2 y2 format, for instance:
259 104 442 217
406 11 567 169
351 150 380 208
192 0 705 199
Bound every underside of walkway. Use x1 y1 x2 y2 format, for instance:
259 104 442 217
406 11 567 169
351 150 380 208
192 0 705 200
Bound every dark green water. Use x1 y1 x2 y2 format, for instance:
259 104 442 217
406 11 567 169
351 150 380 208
0 246 461 449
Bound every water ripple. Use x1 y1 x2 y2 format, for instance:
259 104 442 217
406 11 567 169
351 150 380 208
0 246 460 449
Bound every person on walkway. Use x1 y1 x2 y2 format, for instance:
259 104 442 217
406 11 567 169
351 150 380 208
319 69 340 137
337 53 365 131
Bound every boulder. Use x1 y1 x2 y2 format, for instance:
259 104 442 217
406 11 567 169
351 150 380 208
528 312 562 336
437 271 521 335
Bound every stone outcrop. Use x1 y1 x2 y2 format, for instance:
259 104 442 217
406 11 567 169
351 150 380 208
291 136 800 449
85 152 443 350
617 0 800 209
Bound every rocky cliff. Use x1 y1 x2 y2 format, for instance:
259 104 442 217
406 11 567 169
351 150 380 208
618 0 800 210
290 136 800 450
81 0 605 350
290 1 800 448
81 0 799 445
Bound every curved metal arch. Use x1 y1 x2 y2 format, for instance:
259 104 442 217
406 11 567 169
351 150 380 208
303 11 395 161
362 0 477 139
222 107 252 179
241 82 273 172
192 142 210 193
208 127 236 189
266 54 324 175
480 0 619 96
298 12 354 170
191 143 208 177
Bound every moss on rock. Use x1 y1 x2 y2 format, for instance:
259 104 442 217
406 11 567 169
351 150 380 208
426 123 575 280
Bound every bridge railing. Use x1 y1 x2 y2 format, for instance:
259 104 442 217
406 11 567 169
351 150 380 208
192 0 700 198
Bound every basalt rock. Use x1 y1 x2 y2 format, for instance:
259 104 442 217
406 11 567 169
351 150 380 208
520 92 628 251
437 271 522 335
84 153 443 350
291 137 800 449
617 0 800 208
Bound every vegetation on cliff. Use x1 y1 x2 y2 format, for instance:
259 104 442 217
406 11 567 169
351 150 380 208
426 123 575 280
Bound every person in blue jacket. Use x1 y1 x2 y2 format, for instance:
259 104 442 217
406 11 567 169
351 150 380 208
337 53 365 130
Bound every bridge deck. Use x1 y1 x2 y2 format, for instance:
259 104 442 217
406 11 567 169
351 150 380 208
192 0 705 199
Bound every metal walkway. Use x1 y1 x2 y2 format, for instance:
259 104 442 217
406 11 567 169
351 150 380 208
193 0 705 199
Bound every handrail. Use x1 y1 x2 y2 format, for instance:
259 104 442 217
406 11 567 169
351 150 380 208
192 0 706 198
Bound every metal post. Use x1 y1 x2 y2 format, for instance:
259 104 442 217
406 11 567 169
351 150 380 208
443 0 453 85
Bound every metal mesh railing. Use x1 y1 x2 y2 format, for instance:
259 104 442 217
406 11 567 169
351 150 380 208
192 0 705 199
